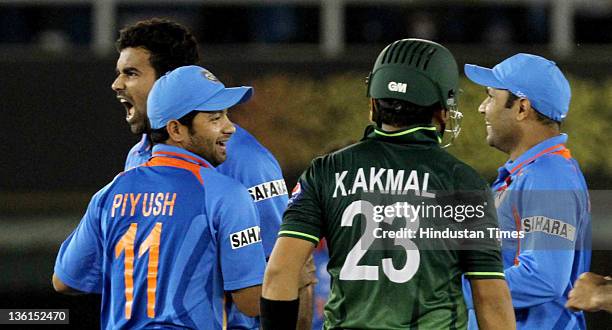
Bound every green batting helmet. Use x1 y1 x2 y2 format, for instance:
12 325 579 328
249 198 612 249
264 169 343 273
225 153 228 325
367 38 458 109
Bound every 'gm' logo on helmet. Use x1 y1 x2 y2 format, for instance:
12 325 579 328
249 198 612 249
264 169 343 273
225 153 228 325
388 81 407 93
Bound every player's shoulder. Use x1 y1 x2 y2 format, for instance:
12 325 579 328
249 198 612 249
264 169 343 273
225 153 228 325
519 153 585 190
230 126 276 159
124 136 151 170
89 174 128 208
200 168 255 215
315 140 367 166
130 134 150 154
105 167 134 187
230 125 258 144
127 139 142 154
530 151 579 174
200 167 250 195
221 125 281 169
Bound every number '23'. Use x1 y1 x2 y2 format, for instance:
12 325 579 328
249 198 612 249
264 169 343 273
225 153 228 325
339 200 420 283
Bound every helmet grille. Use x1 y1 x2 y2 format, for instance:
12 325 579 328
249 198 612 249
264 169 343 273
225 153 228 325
381 40 438 71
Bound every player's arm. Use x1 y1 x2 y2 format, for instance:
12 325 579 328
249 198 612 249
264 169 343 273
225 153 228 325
53 186 108 295
505 250 574 308
297 283 314 330
261 237 315 329
456 170 513 326
296 255 316 330
52 273 84 295
230 285 262 317
470 279 516 330
566 272 612 313
504 188 582 308
231 148 318 328
214 177 267 317
261 160 323 329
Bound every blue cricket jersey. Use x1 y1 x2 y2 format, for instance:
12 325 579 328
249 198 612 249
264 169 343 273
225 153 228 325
464 134 591 329
55 144 266 329
124 125 288 329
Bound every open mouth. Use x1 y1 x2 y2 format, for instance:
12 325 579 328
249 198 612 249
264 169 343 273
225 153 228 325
217 140 228 150
118 98 135 121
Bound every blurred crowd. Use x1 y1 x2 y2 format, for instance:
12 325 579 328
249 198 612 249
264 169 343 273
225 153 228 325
0 2 611 53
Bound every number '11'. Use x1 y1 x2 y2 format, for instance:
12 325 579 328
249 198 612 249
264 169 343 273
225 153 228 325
114 222 162 319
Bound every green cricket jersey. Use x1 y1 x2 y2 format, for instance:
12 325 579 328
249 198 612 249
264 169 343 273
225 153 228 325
280 125 504 329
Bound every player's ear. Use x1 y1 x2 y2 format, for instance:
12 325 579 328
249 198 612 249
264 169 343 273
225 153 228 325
370 99 374 121
166 120 186 142
516 98 532 121
432 108 448 137
433 108 448 125
369 98 376 122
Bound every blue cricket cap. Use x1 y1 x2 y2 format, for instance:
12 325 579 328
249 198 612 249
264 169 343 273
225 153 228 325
148 65 253 129
464 53 571 122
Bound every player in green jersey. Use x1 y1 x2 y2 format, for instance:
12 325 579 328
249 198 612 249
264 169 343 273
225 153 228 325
261 39 516 329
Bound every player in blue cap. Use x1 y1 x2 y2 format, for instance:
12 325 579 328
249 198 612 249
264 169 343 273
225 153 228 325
462 53 591 329
109 19 314 329
53 65 267 329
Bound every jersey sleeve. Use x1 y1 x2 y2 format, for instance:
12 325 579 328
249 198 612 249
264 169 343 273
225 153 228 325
279 158 324 246
454 165 505 280
503 174 586 308
222 152 288 258
215 181 267 291
53 187 107 293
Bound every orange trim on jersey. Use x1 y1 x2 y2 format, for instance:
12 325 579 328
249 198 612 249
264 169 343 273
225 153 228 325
551 148 572 159
152 151 209 168
144 157 204 184
509 144 566 174
512 206 522 266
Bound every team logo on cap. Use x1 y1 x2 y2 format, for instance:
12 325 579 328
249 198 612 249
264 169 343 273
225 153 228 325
388 81 407 93
514 90 527 98
201 69 219 82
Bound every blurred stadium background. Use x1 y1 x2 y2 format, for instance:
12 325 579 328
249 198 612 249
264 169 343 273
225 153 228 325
1 0 611 328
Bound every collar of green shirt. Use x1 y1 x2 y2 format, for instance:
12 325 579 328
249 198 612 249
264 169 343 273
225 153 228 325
364 124 441 145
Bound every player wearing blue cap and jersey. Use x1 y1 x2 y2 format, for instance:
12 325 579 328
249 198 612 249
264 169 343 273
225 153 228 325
115 19 290 261
111 19 314 329
53 65 267 329
462 54 591 329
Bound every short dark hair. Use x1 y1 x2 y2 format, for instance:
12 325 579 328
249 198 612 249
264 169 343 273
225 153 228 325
534 110 560 127
504 92 520 109
504 91 560 127
116 18 200 78
372 98 440 127
150 111 199 144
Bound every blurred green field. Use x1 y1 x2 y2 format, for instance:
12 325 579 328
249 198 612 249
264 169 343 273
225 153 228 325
231 74 612 185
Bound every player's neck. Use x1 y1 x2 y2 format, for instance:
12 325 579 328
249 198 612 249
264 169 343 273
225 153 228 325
509 125 560 161
380 123 409 131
